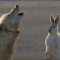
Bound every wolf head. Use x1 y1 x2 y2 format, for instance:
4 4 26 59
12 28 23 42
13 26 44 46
0 5 24 32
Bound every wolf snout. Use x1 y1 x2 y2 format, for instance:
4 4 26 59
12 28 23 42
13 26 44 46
15 5 19 8
14 5 19 9
14 5 24 16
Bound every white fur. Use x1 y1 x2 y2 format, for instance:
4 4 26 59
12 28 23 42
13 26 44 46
45 33 60 60
0 5 23 60
45 16 60 60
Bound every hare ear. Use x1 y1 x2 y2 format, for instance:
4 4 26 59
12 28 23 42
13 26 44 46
55 16 59 24
50 15 54 23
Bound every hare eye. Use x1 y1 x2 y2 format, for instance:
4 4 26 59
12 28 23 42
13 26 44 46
53 26 55 28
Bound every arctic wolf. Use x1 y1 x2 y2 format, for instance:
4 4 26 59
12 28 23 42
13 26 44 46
0 5 24 60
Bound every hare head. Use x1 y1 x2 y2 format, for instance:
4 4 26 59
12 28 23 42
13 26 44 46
49 15 59 34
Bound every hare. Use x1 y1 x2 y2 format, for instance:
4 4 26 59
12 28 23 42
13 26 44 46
0 5 24 60
45 15 60 60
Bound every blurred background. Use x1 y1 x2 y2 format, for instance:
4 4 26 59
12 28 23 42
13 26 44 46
0 0 60 60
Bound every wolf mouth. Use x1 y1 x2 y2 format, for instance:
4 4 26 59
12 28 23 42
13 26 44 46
18 11 24 16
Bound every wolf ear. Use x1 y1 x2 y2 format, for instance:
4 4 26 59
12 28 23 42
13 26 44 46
55 16 59 24
50 15 54 23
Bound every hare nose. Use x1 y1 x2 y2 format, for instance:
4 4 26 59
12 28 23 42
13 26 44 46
49 29 51 33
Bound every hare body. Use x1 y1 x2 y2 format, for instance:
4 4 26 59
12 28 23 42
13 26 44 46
45 32 60 60
45 16 60 60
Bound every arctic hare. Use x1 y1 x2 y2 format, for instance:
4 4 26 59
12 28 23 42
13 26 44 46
0 5 24 60
45 15 60 60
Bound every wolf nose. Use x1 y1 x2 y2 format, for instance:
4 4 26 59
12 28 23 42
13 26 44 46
15 5 19 8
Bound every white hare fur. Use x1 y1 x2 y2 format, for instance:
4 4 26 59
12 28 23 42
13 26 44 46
0 5 23 60
45 15 60 60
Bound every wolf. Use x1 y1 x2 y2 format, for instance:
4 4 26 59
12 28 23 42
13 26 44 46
0 5 24 60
